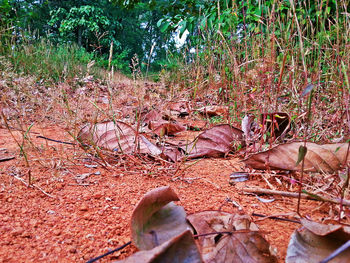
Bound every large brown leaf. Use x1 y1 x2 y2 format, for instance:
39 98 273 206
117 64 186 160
181 124 244 159
77 121 161 155
114 230 203 263
142 109 162 125
131 186 192 250
286 219 350 263
243 142 350 173
164 101 191 118
197 105 228 117
187 211 277 263
149 120 186 136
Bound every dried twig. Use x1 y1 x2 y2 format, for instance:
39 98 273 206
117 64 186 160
252 212 301 224
36 135 75 145
242 187 350 207
13 175 54 198
0 156 15 162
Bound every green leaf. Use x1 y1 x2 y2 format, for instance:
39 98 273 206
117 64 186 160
159 21 170 32
156 18 164 28
296 145 307 166
179 20 187 38
200 17 207 30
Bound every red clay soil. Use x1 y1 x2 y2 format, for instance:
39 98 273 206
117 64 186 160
1 124 345 263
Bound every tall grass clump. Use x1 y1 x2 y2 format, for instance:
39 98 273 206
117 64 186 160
162 0 350 140
0 31 103 83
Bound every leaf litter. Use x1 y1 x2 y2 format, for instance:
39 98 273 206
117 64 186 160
75 110 350 262
78 121 245 161
116 187 277 263
187 210 278 263
2 77 350 263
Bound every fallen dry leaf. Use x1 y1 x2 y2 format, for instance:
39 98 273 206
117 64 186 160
160 146 184 162
164 101 191 118
286 219 350 263
197 105 228 117
0 148 15 163
243 142 350 173
115 230 203 263
241 114 258 143
131 186 192 250
181 124 244 159
149 120 186 136
187 211 277 263
77 121 161 156
142 109 162 125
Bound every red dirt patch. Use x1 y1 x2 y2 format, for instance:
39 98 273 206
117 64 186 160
1 124 343 263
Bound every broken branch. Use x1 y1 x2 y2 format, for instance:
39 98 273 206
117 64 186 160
242 187 350 207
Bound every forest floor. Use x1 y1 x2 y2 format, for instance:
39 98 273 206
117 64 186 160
0 75 347 262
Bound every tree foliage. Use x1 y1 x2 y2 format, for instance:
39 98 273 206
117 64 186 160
48 5 120 51
1 0 347 74
1 0 175 73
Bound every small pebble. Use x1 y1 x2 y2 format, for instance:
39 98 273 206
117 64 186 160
79 205 88 211
93 193 102 199
84 164 98 168
29 219 38 227
22 231 32 238
53 229 61 236
86 234 94 240
12 227 24 236
68 246 77 253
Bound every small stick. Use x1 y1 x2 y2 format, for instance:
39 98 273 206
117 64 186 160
86 241 131 263
242 187 350 207
36 135 75 145
252 213 301 224
68 183 92 186
13 175 54 198
261 173 276 190
0 156 15 162
0 125 40 134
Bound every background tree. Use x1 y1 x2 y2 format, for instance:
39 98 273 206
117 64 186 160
1 0 176 73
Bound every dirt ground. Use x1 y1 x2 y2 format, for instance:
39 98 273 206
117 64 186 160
1 123 339 263
0 79 348 263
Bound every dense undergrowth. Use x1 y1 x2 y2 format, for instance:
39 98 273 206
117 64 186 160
161 1 350 142
0 1 349 143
